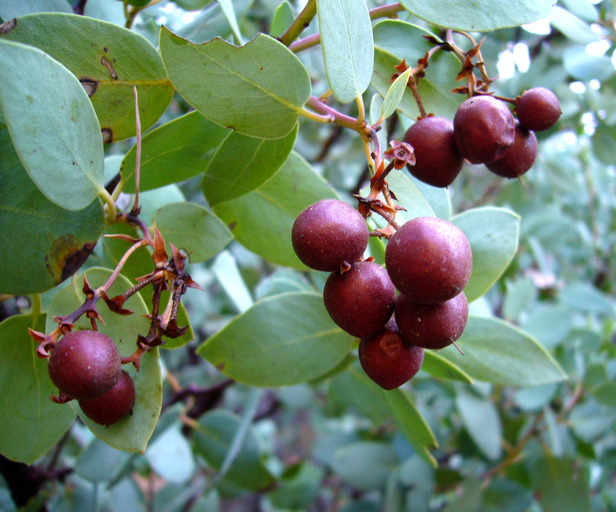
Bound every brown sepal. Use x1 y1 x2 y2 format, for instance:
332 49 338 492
152 224 168 266
101 291 134 316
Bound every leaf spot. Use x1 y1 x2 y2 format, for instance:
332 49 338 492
79 78 98 97
45 236 96 284
101 128 113 144
100 56 118 79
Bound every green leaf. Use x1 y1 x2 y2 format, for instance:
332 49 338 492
385 388 438 467
145 425 195 484
549 6 599 44
47 268 162 454
0 0 72 18
408 174 452 221
439 316 568 386
0 116 105 294
0 314 75 464
530 455 591 512
372 21 462 119
213 152 339 268
211 251 254 313
456 388 502 460
269 462 324 510
0 39 103 210
176 0 252 44
452 207 520 303
203 124 298 207
218 0 244 44
400 0 554 31
316 0 373 104
331 442 399 491
381 68 411 120
152 202 233 263
563 46 614 81
197 292 355 387
192 410 275 491
384 170 434 222
422 351 473 383
121 111 229 193
329 363 394 424
0 13 174 142
159 28 311 139
270 0 295 38
592 122 616 165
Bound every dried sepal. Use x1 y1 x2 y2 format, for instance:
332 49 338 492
103 233 141 243
384 140 416 169
151 224 168 266
101 291 134 316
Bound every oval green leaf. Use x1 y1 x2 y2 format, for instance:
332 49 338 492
456 388 503 460
385 170 434 222
192 410 275 491
316 0 374 103
372 21 462 119
160 28 311 139
197 292 356 387
438 316 568 386
0 13 174 142
152 202 233 263
47 268 162 454
0 39 103 210
121 111 229 193
331 442 399 491
0 114 105 294
213 152 339 268
452 207 520 303
381 68 411 120
385 388 438 467
203 124 298 206
0 314 75 464
400 0 555 31
421 351 473 383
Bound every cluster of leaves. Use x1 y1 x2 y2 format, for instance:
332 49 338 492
0 0 615 511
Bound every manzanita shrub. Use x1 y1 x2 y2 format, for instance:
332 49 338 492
1 0 615 510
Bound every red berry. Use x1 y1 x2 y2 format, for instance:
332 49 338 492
486 122 538 178
358 319 424 390
323 261 396 338
516 87 561 132
403 116 464 187
454 95 515 164
48 330 121 401
395 292 468 350
385 217 472 305
291 199 369 271
79 370 135 426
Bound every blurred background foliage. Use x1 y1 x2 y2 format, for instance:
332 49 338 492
1 0 616 511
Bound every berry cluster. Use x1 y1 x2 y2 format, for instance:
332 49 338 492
47 330 135 426
292 199 472 390
403 87 561 186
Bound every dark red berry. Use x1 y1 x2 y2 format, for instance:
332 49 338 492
323 261 396 338
395 292 468 350
291 199 369 272
48 330 121 401
516 87 561 132
486 122 538 178
79 370 135 426
403 116 464 187
385 217 472 305
358 319 424 390
454 95 515 164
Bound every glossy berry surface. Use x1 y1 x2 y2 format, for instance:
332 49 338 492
292 199 369 272
79 370 135 426
395 292 468 350
403 116 464 187
487 122 538 178
48 330 121 401
516 87 561 132
385 217 472 305
358 319 424 390
453 95 515 164
323 261 396 338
